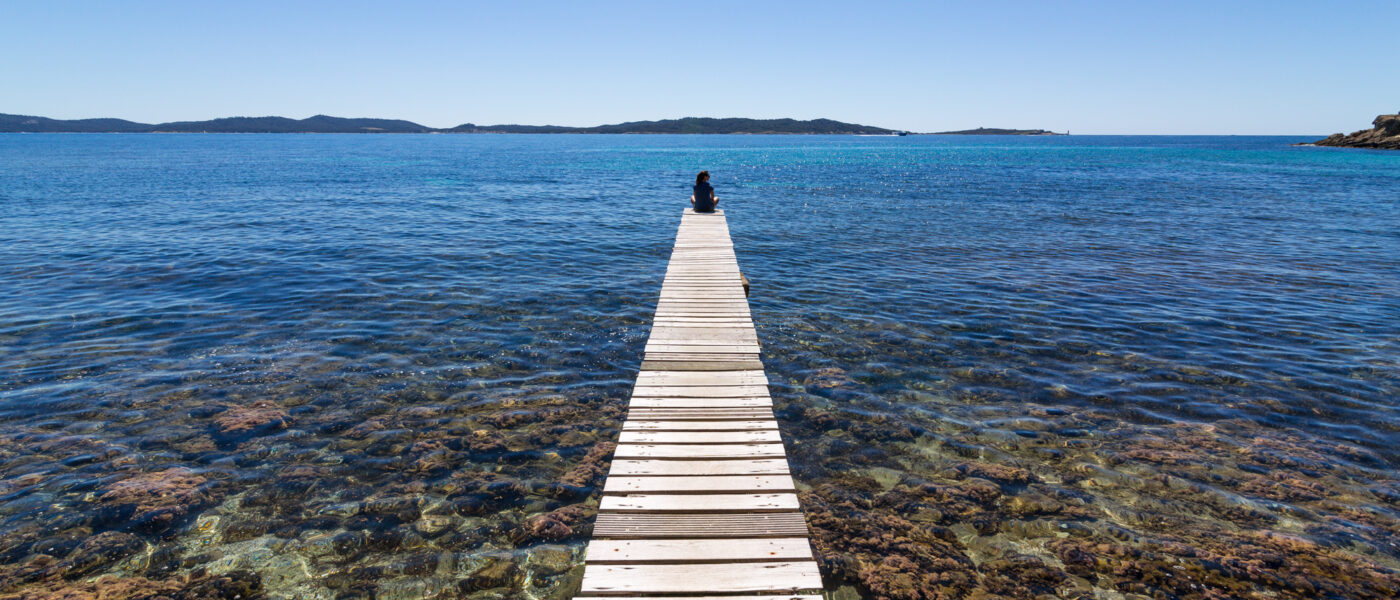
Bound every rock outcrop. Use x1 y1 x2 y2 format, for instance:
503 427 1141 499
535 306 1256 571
1311 113 1400 149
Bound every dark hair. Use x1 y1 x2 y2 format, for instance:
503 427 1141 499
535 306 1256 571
695 171 709 185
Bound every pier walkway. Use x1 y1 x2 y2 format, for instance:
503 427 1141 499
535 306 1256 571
576 209 822 599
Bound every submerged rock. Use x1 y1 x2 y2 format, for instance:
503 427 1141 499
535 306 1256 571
214 402 292 436
525 545 574 578
805 367 855 389
459 554 520 593
95 467 215 535
0 569 263 600
558 442 614 489
57 532 145 578
516 504 592 544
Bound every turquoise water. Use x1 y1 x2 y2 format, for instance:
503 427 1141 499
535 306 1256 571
0 134 1397 599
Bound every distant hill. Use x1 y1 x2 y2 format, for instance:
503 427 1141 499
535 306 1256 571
0 113 436 133
0 113 151 133
933 127 1064 135
1 113 895 134
150 115 435 133
449 117 894 135
451 117 894 134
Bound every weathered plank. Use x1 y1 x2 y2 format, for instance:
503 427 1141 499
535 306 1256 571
612 443 788 459
577 596 820 600
579 562 821 594
618 429 782 443
627 398 771 410
603 474 796 494
630 385 770 397
626 409 774 421
599 493 801 512
630 400 771 413
622 420 778 431
593 513 809 538
585 537 813 563
635 371 768 385
628 406 773 414
607 458 790 476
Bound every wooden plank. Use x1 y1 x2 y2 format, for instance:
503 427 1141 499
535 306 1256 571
578 596 820 600
593 513 809 539
623 420 778 431
644 353 764 360
618 429 782 444
660 284 743 287
641 352 761 358
607 458 789 476
652 315 753 320
647 333 758 343
644 346 762 354
628 405 772 414
640 361 766 372
648 332 759 342
600 492 801 512
627 410 773 421
644 341 762 348
658 292 750 299
644 338 761 346
612 443 788 459
648 325 756 332
630 385 770 397
652 315 752 320
627 397 771 409
603 474 795 493
627 408 773 418
635 371 768 385
655 301 751 306
650 320 755 326
585 537 813 563
579 562 821 594
644 348 762 356
647 333 757 340
652 312 752 317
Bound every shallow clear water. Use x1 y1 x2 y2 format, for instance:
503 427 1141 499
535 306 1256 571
0 134 1397 599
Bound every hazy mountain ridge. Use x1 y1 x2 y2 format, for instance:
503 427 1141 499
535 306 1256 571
2 113 895 134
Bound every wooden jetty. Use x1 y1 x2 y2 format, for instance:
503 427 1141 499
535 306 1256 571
576 209 822 599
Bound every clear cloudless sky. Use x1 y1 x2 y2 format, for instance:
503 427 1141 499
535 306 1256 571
3 0 1397 134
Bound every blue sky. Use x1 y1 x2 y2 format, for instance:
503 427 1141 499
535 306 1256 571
3 1 1396 134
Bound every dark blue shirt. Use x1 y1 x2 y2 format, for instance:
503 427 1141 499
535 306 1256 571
693 181 715 212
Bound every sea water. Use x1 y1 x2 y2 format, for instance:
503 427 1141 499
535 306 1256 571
1 134 1397 599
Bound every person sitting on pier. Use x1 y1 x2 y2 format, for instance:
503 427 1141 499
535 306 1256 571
690 170 718 213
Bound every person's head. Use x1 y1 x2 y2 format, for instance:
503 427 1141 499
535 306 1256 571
696 171 710 185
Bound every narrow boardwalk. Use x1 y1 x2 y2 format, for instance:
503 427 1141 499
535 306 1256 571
576 209 822 599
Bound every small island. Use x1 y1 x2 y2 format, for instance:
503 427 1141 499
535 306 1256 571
1308 113 1400 150
932 127 1065 135
0 114 895 135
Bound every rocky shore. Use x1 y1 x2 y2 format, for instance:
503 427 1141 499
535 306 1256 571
1310 113 1400 149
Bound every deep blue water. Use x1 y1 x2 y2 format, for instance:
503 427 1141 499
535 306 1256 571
1 134 1398 599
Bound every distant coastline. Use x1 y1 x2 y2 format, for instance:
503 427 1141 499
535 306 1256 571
1 114 896 135
1 113 1063 136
